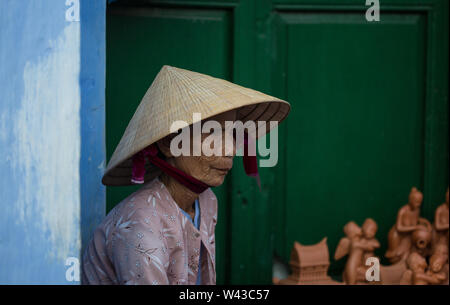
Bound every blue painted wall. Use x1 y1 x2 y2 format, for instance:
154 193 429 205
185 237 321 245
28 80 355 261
79 0 107 265
0 0 106 284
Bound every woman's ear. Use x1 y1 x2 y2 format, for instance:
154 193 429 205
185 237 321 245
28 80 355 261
156 136 174 158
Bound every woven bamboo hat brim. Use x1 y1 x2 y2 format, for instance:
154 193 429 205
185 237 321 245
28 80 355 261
103 65 290 186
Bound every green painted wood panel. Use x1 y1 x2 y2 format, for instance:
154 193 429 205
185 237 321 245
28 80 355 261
106 4 233 284
271 9 448 277
226 0 276 285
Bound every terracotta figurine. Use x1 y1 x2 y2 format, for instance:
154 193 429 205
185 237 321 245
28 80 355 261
401 252 443 285
361 218 380 262
357 218 381 283
426 243 448 285
273 238 339 285
409 220 433 259
335 221 378 284
385 187 429 264
430 189 450 285
433 188 449 248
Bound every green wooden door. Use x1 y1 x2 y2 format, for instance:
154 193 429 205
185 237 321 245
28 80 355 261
272 8 446 277
106 0 448 284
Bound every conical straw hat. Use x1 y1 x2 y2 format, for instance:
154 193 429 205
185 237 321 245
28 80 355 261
103 65 290 186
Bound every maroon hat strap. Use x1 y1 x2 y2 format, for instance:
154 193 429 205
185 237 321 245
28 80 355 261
132 144 210 194
131 134 260 193
243 133 261 189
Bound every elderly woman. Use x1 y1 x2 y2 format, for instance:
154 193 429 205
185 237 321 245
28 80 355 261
81 66 290 285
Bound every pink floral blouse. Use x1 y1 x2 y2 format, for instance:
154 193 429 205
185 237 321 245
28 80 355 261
81 178 217 285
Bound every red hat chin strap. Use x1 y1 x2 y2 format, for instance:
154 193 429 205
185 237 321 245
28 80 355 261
243 133 261 190
131 144 209 194
131 134 260 193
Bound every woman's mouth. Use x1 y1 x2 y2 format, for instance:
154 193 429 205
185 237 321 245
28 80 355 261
210 158 233 174
211 166 231 174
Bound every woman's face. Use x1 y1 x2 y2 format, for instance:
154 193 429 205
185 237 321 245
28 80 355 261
161 110 237 187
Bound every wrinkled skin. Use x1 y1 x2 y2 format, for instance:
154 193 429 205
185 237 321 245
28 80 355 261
157 110 237 218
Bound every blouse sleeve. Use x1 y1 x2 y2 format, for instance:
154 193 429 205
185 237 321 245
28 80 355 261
110 207 169 285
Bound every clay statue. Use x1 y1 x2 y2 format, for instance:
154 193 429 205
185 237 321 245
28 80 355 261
361 218 380 262
430 189 450 285
426 243 448 285
409 219 433 258
335 221 379 284
358 218 381 283
274 186 449 286
401 252 444 285
273 238 340 285
433 188 449 249
385 187 429 263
